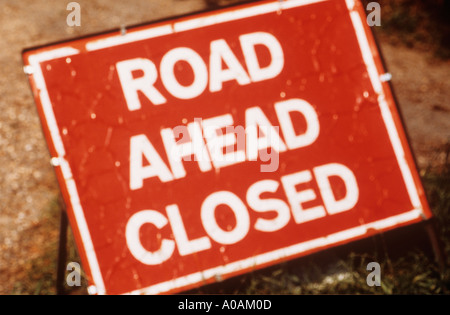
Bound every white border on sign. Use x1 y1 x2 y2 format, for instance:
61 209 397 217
85 0 327 51
345 0 422 209
25 0 426 295
27 48 107 295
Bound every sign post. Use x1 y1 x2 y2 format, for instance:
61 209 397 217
24 0 432 295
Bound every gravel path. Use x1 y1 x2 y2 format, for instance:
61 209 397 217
0 0 448 294
379 42 450 167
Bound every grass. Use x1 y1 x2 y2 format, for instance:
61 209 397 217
232 243 448 295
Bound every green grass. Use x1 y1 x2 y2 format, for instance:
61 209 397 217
231 245 448 295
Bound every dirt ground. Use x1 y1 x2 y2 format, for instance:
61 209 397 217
0 0 448 294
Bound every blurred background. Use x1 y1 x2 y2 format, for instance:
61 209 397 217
0 0 448 294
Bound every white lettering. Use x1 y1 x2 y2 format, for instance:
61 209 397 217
125 210 175 265
129 134 173 190
160 47 208 99
166 204 211 256
275 98 320 150
201 191 250 245
209 39 251 92
240 32 284 82
116 58 166 110
313 163 359 214
281 170 326 223
246 180 290 232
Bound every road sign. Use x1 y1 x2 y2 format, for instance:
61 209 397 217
23 0 432 295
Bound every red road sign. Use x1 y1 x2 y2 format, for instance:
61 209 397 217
24 0 432 295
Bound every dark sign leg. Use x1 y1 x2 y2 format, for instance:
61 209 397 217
424 218 447 272
56 210 68 295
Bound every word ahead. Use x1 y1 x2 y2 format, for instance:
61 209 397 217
24 0 431 295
